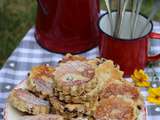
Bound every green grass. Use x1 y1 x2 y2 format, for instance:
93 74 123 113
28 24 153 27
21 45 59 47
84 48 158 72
0 0 160 68
0 0 36 67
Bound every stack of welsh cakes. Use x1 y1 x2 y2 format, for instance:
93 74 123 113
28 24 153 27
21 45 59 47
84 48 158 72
50 54 125 119
8 54 144 120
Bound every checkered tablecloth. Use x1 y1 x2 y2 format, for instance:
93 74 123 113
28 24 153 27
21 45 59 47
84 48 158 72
0 22 160 120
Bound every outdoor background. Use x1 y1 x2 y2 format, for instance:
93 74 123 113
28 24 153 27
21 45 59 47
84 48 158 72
0 0 159 68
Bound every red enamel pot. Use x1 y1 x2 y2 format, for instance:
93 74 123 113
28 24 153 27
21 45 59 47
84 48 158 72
35 0 100 54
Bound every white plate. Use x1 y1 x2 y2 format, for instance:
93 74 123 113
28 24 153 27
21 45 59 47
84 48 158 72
4 80 147 120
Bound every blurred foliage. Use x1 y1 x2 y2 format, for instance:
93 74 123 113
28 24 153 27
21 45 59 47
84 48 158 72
0 0 36 67
100 0 160 20
0 0 160 68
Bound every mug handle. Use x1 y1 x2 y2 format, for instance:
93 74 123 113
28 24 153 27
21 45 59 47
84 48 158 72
148 32 160 62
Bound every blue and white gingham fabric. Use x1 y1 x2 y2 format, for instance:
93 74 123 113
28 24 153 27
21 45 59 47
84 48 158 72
0 19 160 120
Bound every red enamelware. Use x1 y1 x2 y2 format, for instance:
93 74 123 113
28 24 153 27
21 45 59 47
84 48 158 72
98 12 160 76
35 0 99 54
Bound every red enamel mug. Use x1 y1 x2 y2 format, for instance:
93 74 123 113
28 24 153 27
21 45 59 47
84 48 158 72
35 0 99 54
98 12 160 76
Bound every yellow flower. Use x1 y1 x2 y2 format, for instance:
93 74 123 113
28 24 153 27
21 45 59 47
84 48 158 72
147 87 160 105
131 69 150 87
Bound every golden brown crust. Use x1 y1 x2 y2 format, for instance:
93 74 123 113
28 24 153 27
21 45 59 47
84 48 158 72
27 65 55 98
50 96 83 119
81 60 124 102
94 96 137 120
8 89 50 115
100 80 144 108
95 60 123 82
59 53 87 63
49 96 97 120
54 61 95 86
29 65 55 79
87 57 107 69
50 97 93 114
54 61 97 97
